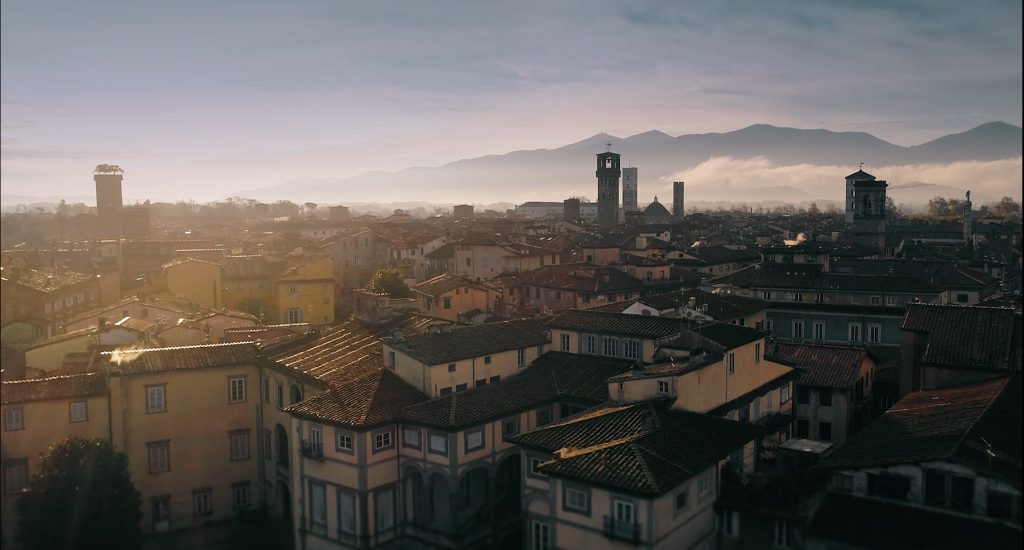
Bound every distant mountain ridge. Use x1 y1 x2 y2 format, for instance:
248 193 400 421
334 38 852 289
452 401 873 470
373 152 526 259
235 122 1020 204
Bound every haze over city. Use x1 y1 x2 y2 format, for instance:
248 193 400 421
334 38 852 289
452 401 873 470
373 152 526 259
2 0 1022 204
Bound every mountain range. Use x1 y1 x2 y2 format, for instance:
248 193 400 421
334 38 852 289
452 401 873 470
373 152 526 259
236 122 1022 206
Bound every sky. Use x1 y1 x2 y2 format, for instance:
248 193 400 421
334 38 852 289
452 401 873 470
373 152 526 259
2 0 1021 203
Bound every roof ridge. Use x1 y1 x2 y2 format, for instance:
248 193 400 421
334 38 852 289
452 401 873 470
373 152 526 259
556 434 645 459
448 394 458 426
358 369 388 425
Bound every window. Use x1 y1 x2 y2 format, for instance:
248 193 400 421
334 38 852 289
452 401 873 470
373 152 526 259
3 460 28 494
818 390 832 407
763 291 772 300
337 431 354 452
475 378 487 388
727 352 736 375
793 292 802 302
813 321 825 341
781 384 790 403
531 521 551 550
797 386 810 404
602 337 618 357
4 408 24 431
583 334 597 354
536 408 553 426
263 379 270 402
796 419 809 438
375 487 395 532
870 295 881 305
502 417 520 440
721 509 740 537
339 491 356 534
465 429 484 452
146 385 166 413
455 383 468 392
147 441 171 473
675 489 689 512
264 428 273 460
818 422 832 441
792 321 804 339
277 384 284 408
767 319 774 333
956 293 969 304
518 348 526 367
623 339 640 360
403 428 420 449
925 470 976 512
228 377 246 403
288 285 298 295
439 387 452 396
387 351 396 369
429 433 448 455
484 355 492 365
374 430 393 451
658 380 670 394
286 308 303 323
614 499 635 529
443 297 451 310
233 482 251 509
490 376 500 384
848 323 861 343
311 482 327 528
868 323 881 344
193 489 213 516
774 520 792 548
698 472 712 499
291 386 303 404
448 363 457 372
815 293 824 303
230 430 250 461
867 472 911 500
886 295 896 306
69 401 88 423
754 342 761 363
528 457 547 478
560 333 570 351
564 487 589 515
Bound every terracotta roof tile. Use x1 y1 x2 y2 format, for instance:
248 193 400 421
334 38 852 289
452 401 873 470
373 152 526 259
2 372 107 404
385 319 548 365
766 341 869 389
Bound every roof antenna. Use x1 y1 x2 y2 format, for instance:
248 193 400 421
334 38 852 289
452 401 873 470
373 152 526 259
606 141 613 152
859 161 864 170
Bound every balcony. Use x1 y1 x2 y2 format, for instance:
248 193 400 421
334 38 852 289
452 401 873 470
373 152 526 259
603 516 641 545
300 439 324 461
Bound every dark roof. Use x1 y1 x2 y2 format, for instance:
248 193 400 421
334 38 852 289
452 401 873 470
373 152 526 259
763 302 905 316
765 341 869 389
675 245 760 267
825 376 1021 485
901 304 1022 371
588 290 767 321
386 319 548 365
642 200 672 219
286 353 428 429
401 352 633 430
548 310 683 339
712 263 941 294
511 264 646 293
511 400 763 495
689 321 766 350
829 259 999 289
807 493 1021 550
100 343 258 374
2 372 107 404
844 169 875 180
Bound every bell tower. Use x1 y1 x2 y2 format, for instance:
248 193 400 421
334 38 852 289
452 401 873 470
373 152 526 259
852 179 888 252
596 151 621 229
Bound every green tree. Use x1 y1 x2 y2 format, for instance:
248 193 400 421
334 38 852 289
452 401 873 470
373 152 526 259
17 437 143 550
366 268 413 298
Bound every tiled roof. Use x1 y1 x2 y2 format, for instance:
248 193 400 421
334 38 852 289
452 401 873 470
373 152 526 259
588 290 766 321
266 314 437 382
688 321 765 350
385 319 548 365
829 259 999 289
286 353 428 429
711 263 940 294
675 245 760 267
400 352 634 430
412 273 489 297
763 302 905 316
2 372 108 404
100 342 259 375
825 376 1021 484
221 255 285 280
14 269 94 293
765 341 868 389
548 310 683 339
23 327 96 350
807 493 1021 550
512 400 763 495
901 304 1022 371
511 264 646 293
64 295 199 326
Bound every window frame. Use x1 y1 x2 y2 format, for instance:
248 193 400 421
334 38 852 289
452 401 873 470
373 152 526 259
193 488 213 517
373 429 394 453
337 429 355 454
465 428 485 453
4 407 25 431
232 481 251 510
402 427 420 450
229 429 251 461
3 459 28 495
145 384 167 414
147 440 171 473
563 485 591 516
69 400 88 423
228 376 247 404
428 432 448 456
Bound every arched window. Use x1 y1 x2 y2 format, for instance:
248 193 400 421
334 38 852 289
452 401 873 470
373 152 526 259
290 385 303 405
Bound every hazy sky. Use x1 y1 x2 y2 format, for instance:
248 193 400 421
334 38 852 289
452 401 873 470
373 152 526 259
2 0 1021 202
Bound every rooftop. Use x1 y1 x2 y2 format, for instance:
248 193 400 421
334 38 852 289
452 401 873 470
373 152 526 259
100 342 259 375
386 319 548 365
547 309 683 339
765 341 869 389
2 372 107 404
901 303 1022 371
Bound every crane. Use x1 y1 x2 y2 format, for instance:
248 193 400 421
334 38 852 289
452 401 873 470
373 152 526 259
888 182 934 191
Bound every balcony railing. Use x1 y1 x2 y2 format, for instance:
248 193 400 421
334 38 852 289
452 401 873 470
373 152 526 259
300 439 324 461
603 516 641 544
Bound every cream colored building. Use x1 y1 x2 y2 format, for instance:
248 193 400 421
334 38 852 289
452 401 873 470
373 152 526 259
411 274 500 322
275 256 335 326
163 258 224 309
